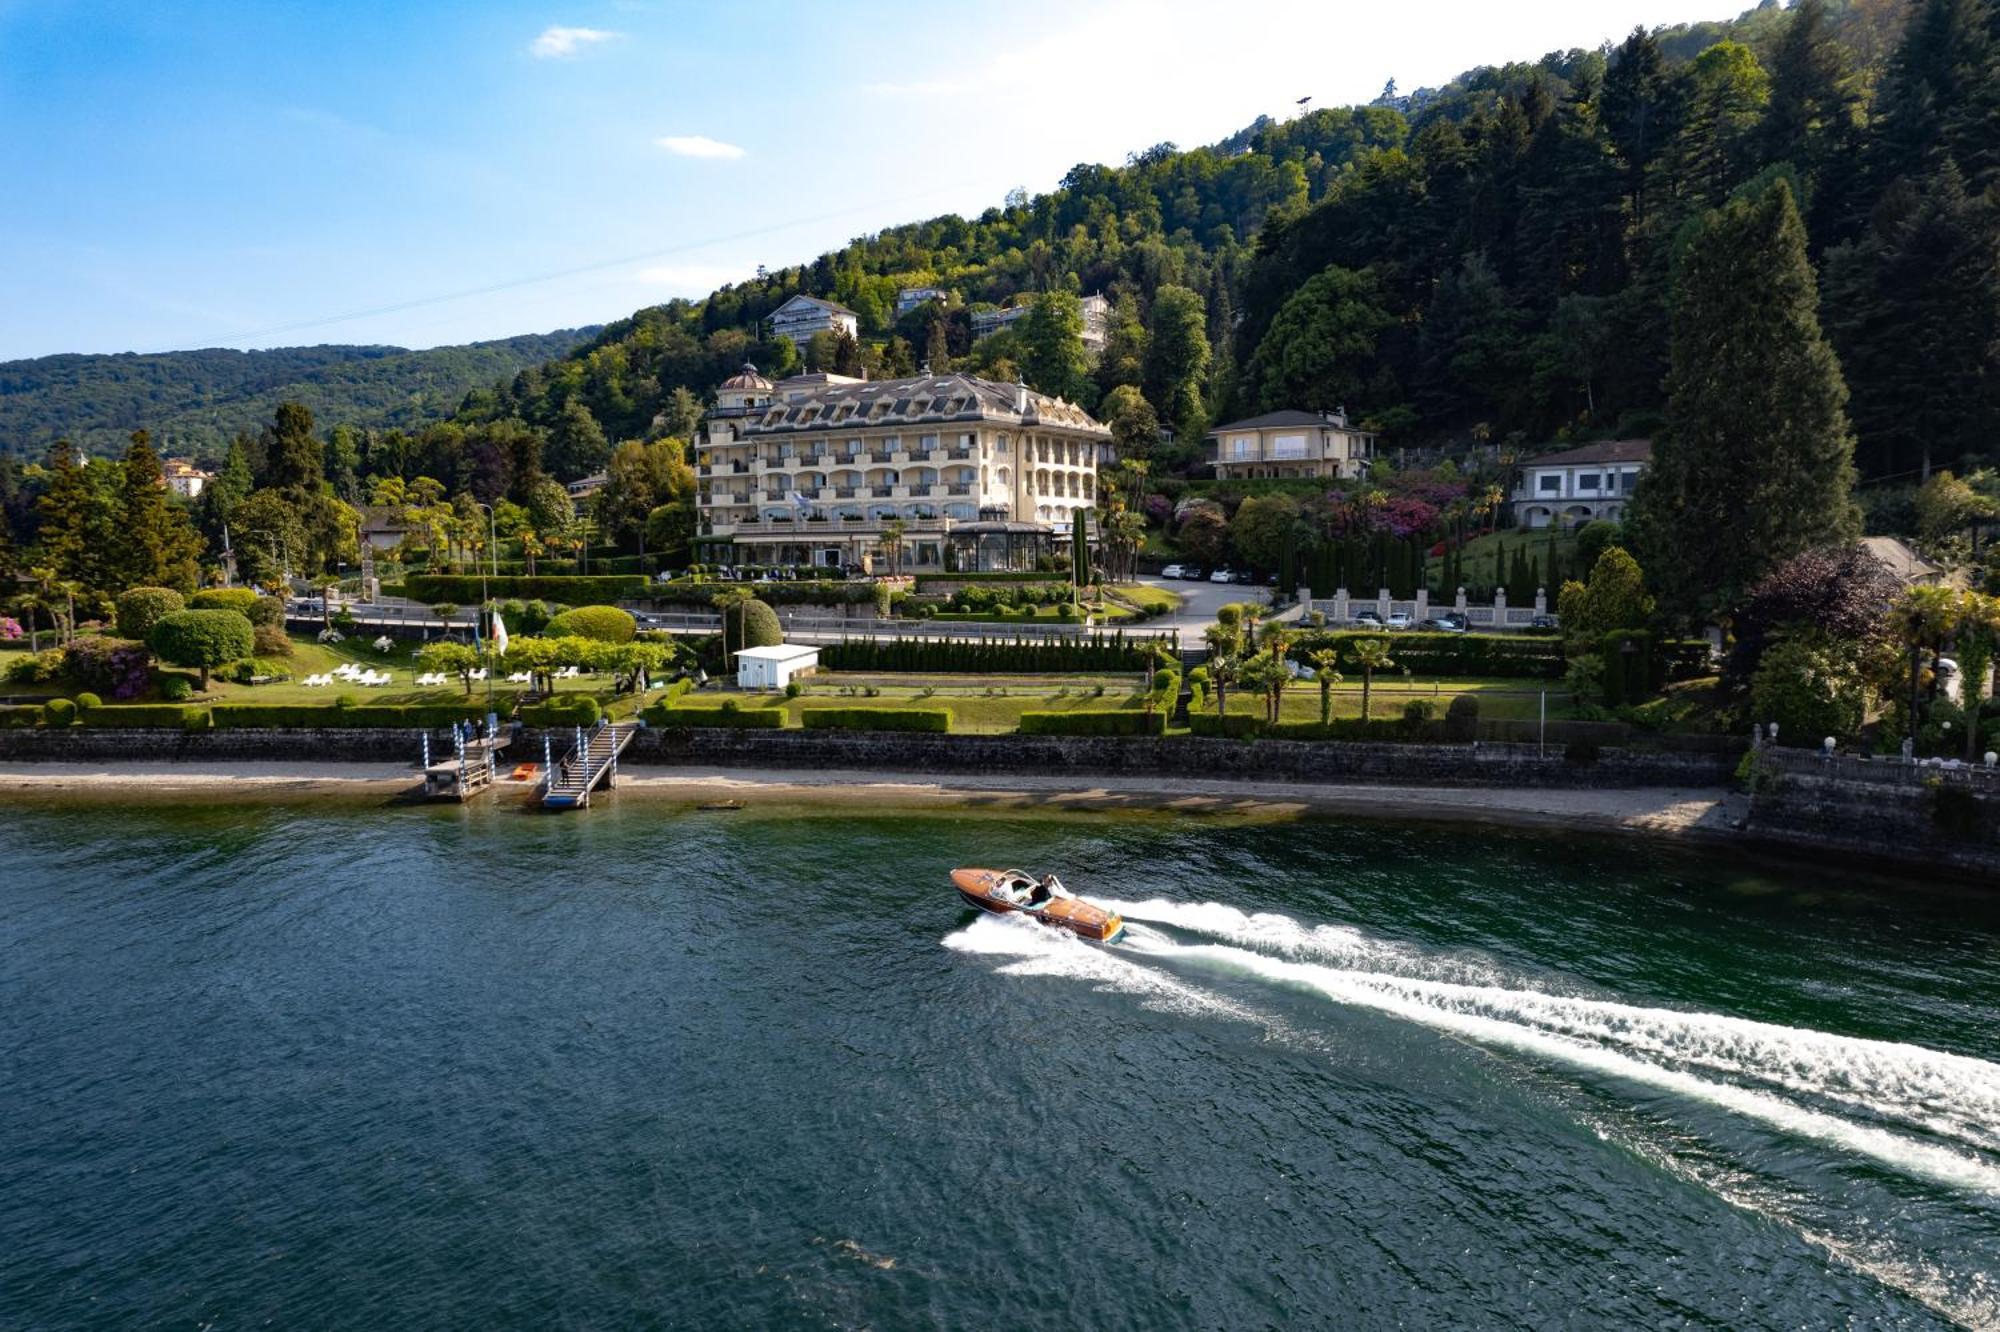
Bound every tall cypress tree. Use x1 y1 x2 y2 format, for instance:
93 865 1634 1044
1629 179 1860 620
113 430 203 594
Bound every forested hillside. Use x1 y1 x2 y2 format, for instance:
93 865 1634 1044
444 0 1996 488
0 330 593 461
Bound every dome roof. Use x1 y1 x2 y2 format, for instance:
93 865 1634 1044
720 363 772 391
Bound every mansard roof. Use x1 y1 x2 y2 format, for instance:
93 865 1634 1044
728 373 1108 437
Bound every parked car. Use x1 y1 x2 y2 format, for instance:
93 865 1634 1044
1160 563 1185 580
1351 609 1385 628
1209 568 1235 583
1386 611 1413 630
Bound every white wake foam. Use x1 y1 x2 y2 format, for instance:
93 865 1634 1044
1105 897 2000 1155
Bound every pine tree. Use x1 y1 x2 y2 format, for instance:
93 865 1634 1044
265 401 323 490
112 431 203 593
1629 179 1860 619
1823 163 2000 478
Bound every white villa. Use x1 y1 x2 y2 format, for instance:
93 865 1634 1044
1512 439 1652 529
694 365 1111 572
1206 409 1376 481
895 286 950 316
160 458 213 499
767 294 859 347
970 293 1110 354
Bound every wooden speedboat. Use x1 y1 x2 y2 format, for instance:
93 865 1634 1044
951 867 1125 943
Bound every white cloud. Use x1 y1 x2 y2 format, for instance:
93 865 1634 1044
656 134 745 160
529 25 618 59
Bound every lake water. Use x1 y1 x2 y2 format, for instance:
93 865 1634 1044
3 800 1998 1330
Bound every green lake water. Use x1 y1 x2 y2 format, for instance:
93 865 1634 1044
3 801 1998 1329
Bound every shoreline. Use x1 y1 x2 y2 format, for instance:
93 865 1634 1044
0 759 1742 838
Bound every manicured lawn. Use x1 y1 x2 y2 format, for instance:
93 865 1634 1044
1210 676 1579 723
670 676 1151 734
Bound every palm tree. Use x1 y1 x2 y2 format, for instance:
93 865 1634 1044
1349 636 1394 721
1237 650 1288 725
1308 648 1344 726
881 518 908 578
1891 585 1960 742
1208 652 1238 721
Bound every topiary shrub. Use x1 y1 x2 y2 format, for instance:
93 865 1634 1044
115 587 185 641
159 675 194 702
252 623 294 657
43 697 76 726
723 598 783 651
544 605 637 644
74 691 102 712
189 587 259 614
149 609 255 689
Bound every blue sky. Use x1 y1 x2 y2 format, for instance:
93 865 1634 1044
0 0 1742 360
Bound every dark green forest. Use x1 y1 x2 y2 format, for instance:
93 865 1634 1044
0 329 592 461
442 0 1997 489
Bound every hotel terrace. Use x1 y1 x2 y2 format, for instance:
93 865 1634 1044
695 365 1112 572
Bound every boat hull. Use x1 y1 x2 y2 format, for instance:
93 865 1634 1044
950 868 1125 942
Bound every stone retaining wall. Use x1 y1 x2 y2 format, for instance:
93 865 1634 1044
0 725 1737 789
1745 770 2000 876
633 728 1735 788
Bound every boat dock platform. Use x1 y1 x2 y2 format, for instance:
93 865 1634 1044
420 724 514 802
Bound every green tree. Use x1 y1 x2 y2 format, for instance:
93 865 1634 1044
265 401 324 491
1348 637 1394 720
1246 266 1393 414
545 399 610 482
1143 285 1211 445
1019 291 1093 405
1628 179 1859 620
114 431 203 592
149 608 253 689
1308 648 1344 725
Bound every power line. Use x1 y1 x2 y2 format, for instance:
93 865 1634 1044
196 181 989 347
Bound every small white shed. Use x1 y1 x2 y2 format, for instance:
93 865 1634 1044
735 642 820 690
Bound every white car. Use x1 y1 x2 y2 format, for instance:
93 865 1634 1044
1209 568 1235 583
1159 564 1185 580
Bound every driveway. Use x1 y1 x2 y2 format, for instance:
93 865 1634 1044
1133 575 1275 639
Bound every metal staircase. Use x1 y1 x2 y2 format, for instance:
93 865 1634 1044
541 720 640 809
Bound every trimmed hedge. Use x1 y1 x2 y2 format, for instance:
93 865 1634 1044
519 695 603 727
544 605 637 643
1017 710 1165 737
799 707 951 733
646 701 786 728
406 574 648 604
818 633 1149 674
79 704 209 729
1286 630 1565 679
210 703 485 729
914 572 1070 586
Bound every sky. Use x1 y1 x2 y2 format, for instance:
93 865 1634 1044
0 0 1747 361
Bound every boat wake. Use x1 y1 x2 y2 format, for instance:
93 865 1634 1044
943 898 2000 1327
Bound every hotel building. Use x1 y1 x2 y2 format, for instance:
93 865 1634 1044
695 365 1111 572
